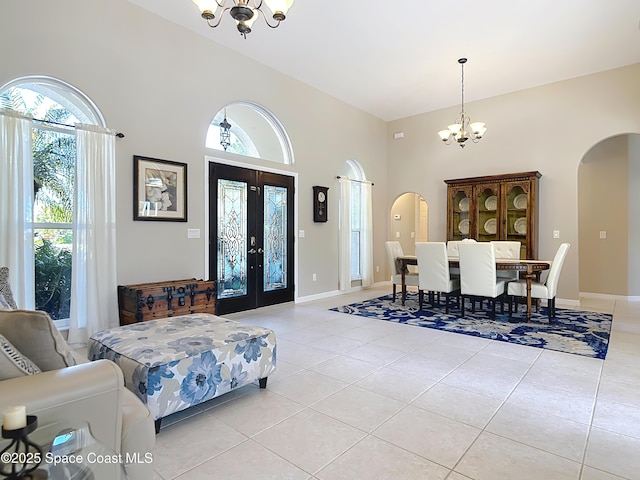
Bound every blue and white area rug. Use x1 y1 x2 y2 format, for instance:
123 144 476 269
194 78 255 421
331 293 612 359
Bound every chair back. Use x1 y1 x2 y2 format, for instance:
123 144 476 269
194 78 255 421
458 242 498 297
545 243 571 297
491 241 521 259
447 238 476 257
415 242 450 292
446 240 461 257
385 241 404 277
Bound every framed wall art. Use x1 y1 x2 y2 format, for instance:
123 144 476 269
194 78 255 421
134 155 187 222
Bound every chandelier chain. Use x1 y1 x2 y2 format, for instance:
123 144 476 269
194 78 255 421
460 61 464 115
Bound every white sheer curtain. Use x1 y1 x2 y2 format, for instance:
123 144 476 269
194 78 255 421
0 109 35 308
68 124 118 346
338 178 351 290
360 181 374 287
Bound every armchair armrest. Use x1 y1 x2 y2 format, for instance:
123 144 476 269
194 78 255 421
0 359 125 453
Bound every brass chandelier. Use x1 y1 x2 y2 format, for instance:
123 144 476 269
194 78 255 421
192 0 295 39
438 58 487 148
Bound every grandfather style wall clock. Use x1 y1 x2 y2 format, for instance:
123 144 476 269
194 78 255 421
313 186 328 222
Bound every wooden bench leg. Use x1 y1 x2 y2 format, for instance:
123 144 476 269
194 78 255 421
155 418 162 434
259 377 268 389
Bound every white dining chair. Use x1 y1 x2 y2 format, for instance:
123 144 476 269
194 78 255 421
415 242 460 313
385 241 419 302
458 242 507 319
508 243 571 322
491 241 522 281
447 238 475 277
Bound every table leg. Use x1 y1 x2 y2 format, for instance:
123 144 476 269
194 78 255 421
401 267 407 305
526 269 533 322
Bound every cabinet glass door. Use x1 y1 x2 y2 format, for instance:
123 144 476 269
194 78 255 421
504 183 529 258
476 184 500 242
450 188 471 240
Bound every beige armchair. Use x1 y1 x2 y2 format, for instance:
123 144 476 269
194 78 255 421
0 309 155 480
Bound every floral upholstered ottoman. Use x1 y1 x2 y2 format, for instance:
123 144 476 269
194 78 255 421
88 313 276 432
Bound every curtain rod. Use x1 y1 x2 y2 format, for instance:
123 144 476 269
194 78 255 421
32 118 125 138
336 176 374 186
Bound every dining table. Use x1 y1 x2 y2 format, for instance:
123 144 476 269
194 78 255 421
397 255 551 322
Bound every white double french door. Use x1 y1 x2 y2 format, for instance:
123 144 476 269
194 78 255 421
209 163 294 314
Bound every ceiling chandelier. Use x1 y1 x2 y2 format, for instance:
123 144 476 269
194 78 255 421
438 58 487 148
192 0 295 39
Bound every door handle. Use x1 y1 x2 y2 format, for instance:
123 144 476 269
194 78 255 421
257 247 264 254
248 248 256 254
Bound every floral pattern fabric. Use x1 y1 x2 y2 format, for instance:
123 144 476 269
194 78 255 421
88 314 276 420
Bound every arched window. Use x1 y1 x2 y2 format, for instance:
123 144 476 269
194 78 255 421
338 160 373 289
0 76 107 327
206 101 294 165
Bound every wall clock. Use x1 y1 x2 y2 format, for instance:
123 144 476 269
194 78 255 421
313 186 328 222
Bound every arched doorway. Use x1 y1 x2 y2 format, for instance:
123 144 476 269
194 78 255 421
390 192 428 257
578 133 640 297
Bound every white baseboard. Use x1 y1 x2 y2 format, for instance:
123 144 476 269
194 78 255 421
296 289 342 303
295 281 390 304
557 298 580 307
580 292 640 302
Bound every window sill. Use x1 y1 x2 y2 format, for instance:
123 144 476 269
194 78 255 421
53 318 69 332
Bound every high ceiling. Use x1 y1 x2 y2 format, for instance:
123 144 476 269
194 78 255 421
129 0 640 121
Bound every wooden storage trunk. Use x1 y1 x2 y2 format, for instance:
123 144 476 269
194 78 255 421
118 278 216 325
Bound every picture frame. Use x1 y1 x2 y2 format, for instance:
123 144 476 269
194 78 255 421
313 186 328 222
133 155 187 222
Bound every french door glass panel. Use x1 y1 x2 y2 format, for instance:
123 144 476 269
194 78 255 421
217 179 248 299
210 163 294 314
263 184 287 292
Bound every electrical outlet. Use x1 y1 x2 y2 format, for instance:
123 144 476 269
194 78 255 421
312 273 317 281
553 230 560 239
376 265 379 272
395 232 400 238
600 231 607 239
187 228 200 239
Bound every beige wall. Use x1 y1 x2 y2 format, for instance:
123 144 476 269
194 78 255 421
387 64 640 301
578 136 628 295
3 1 640 303
1 0 388 299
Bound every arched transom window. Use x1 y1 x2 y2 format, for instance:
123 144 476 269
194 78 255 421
206 101 294 165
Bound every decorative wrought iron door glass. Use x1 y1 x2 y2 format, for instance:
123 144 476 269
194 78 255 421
217 179 248 298
263 184 287 292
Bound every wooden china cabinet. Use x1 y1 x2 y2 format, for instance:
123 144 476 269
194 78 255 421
444 171 541 259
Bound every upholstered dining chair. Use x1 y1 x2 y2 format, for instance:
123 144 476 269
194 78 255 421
491 241 522 281
447 238 475 277
508 243 571 321
385 241 419 302
458 242 507 319
415 242 460 313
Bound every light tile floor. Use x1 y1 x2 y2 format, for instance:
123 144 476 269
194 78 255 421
149 286 640 480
